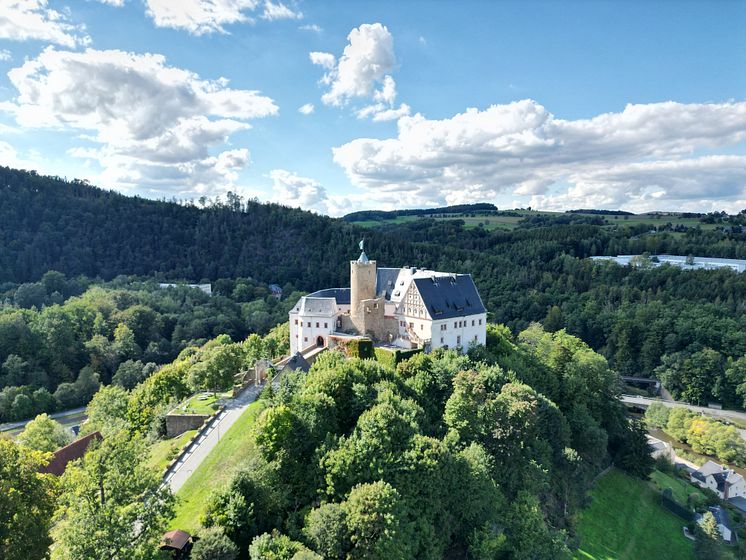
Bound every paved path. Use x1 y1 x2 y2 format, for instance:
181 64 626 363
622 394 746 423
0 406 87 433
163 383 264 493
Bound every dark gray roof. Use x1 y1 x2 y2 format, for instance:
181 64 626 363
692 471 707 483
413 274 486 319
307 288 351 305
710 506 732 531
376 268 400 299
282 352 310 373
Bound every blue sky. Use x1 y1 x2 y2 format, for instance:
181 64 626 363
1 0 745 215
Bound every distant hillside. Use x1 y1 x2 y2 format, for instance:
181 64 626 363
0 167 412 290
342 202 497 222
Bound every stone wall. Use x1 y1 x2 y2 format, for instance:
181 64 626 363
166 414 209 438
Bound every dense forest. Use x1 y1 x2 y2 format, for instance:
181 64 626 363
4 166 746 408
0 272 300 421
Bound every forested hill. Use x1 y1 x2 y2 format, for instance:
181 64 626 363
0 166 391 290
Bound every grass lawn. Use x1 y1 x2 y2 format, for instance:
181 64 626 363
172 391 231 416
574 468 695 560
147 430 197 473
170 400 266 532
650 469 707 505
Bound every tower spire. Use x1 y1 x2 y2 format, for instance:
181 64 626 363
357 238 369 263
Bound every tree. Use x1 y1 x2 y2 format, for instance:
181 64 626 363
614 420 654 479
82 385 130 437
0 438 59 560
249 531 320 560
644 402 670 429
52 432 174 560
113 323 140 361
343 481 411 560
16 413 72 453
303 503 349 560
112 359 152 390
543 305 564 333
191 527 238 560
694 511 722 560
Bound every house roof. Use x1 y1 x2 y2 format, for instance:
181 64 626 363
698 460 726 476
413 274 486 319
376 267 401 299
39 431 102 476
709 506 732 531
306 288 350 306
160 530 192 550
282 352 310 373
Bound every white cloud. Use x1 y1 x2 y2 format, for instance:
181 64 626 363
2 47 278 195
95 0 126 5
143 0 301 34
270 169 330 213
261 1 302 21
309 51 335 70
0 50 11 61
312 23 396 106
332 99 746 210
298 103 314 115
0 0 90 47
310 23 410 122
299 23 322 33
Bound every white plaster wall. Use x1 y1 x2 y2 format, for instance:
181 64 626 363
430 313 487 353
290 312 335 354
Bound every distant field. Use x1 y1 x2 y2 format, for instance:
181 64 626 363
348 209 717 232
169 400 266 532
574 468 695 560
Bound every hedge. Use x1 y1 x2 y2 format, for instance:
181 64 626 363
374 347 422 369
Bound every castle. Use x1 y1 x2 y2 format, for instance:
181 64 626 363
289 243 487 355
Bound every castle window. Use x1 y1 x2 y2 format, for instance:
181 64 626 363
472 320 475 326
440 337 444 343
457 335 461 345
479 319 482 325
454 322 457 329
307 322 311 327
304 337 308 342
324 322 328 328
409 322 414 329
420 324 423 330
316 322 319 328
294 319 298 325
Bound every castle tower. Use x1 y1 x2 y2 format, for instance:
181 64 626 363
350 242 384 337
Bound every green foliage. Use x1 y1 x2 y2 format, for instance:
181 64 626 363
0 438 59 560
82 385 130 437
645 402 671 429
0 269 294 421
52 432 174 560
694 511 722 560
614 420 655 479
303 503 349 560
198 323 625 559
249 531 321 560
343 481 410 560
191 527 239 560
373 347 421 369
16 413 72 453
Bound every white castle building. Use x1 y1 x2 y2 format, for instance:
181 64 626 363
289 244 487 355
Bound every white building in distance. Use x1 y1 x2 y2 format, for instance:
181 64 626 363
289 245 486 355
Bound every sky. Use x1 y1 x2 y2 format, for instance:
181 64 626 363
0 0 745 216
